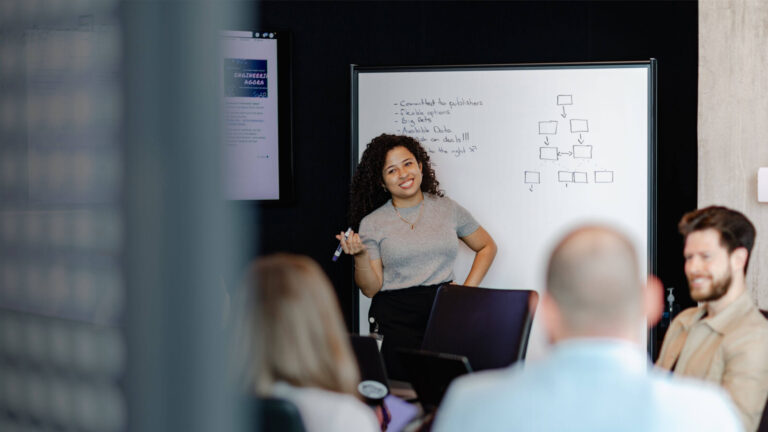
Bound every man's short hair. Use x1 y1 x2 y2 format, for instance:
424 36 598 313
546 226 642 332
678 206 756 273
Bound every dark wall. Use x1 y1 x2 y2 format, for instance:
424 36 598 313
253 1 698 347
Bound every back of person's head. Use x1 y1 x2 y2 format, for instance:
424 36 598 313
546 226 645 335
245 253 360 396
678 205 756 273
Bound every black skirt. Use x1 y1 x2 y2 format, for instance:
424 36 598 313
368 283 442 381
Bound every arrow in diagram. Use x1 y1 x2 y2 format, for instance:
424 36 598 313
578 134 584 144
560 106 567 118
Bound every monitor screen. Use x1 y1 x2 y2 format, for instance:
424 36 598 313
220 30 292 201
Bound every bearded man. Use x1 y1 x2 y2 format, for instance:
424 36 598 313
657 206 768 432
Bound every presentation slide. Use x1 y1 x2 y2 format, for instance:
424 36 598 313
221 31 280 200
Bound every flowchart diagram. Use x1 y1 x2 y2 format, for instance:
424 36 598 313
525 94 614 190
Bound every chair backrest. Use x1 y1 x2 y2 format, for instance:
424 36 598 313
421 284 538 372
255 397 307 432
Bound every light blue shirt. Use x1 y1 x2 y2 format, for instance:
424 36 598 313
433 339 743 432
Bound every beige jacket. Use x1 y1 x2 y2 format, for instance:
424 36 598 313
656 292 768 432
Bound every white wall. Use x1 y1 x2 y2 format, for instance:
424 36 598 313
699 0 768 306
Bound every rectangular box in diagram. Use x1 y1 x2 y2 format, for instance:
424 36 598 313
558 171 573 182
573 172 588 183
594 171 614 183
557 95 573 105
524 171 540 184
570 119 589 133
573 145 592 159
539 147 558 160
538 121 558 135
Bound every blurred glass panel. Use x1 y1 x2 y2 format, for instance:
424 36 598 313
1 1 251 430
0 1 127 429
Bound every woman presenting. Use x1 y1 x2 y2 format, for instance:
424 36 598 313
337 134 496 379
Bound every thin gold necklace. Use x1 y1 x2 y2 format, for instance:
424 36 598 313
393 200 423 230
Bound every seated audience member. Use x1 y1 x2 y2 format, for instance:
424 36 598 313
243 254 379 432
433 226 742 432
656 206 768 431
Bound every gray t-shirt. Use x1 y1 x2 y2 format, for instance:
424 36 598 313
359 193 480 291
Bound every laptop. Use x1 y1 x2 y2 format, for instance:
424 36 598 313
396 348 473 412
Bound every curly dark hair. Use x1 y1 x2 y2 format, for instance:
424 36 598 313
348 134 443 230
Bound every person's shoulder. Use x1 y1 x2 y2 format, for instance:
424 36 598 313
360 201 392 225
739 307 768 334
649 369 725 399
647 372 742 430
326 392 379 431
670 306 702 326
677 306 701 319
721 302 768 348
715 295 768 333
433 367 521 432
740 300 768 329
288 387 379 432
427 194 468 216
448 366 514 396
427 193 455 206
371 200 393 216
440 363 531 413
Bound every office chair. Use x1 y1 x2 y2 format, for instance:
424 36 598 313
255 397 307 432
420 284 538 372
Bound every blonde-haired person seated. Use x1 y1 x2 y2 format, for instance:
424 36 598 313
244 254 379 432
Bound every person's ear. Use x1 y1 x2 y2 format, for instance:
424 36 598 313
730 247 748 274
540 292 563 344
644 275 664 328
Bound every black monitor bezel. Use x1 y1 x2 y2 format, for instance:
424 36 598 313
222 30 294 204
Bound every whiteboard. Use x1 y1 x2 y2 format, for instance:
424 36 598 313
352 62 656 357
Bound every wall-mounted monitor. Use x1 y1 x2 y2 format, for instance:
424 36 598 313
220 30 293 202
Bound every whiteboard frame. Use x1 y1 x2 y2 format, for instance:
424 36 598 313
349 60 658 355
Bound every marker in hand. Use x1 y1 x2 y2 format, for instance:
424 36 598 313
333 227 353 262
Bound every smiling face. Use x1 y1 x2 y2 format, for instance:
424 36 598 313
381 146 423 206
683 228 734 302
